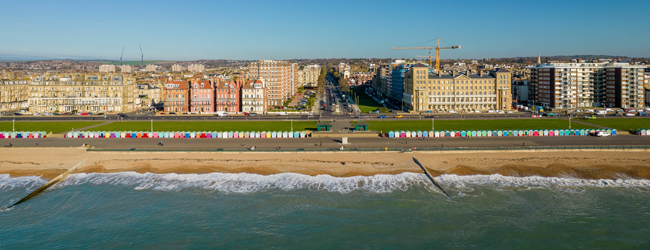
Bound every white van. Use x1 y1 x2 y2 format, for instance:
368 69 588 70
216 111 228 117
278 112 288 116
595 110 606 115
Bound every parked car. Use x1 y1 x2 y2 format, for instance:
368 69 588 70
583 115 597 119
79 113 90 116
449 110 457 114
625 112 635 117
487 110 495 113
378 115 386 118
638 112 648 116
33 113 41 116
425 110 433 113
14 113 23 116
542 113 556 117
497 110 505 114
249 113 258 116
395 115 403 118
506 110 514 113
62 112 72 115
117 113 128 117
169 112 176 115
96 112 104 116
243 112 250 115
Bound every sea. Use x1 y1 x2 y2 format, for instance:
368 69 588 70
1 172 650 249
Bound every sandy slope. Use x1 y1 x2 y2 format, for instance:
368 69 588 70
1 148 650 180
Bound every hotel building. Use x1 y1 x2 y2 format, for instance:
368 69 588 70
403 64 512 112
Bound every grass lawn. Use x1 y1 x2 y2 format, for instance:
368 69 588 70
363 119 597 132
581 118 650 131
84 121 318 132
352 86 388 113
0 121 104 134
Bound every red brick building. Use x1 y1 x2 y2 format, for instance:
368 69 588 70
190 79 214 113
214 79 241 113
164 80 189 112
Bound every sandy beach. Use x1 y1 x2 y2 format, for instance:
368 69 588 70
1 148 650 180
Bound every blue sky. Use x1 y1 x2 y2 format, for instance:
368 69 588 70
1 0 649 60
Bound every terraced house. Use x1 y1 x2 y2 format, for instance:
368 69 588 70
190 79 214 113
0 78 30 112
27 73 136 113
214 80 241 113
164 80 189 113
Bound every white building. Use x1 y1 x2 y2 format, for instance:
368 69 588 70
242 78 267 113
120 65 132 73
188 64 204 72
99 65 116 72
172 64 182 72
146 64 158 72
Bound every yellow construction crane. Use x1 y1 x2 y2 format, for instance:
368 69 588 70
416 55 433 65
392 38 460 73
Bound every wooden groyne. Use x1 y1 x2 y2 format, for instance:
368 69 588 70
412 156 450 198
8 159 86 208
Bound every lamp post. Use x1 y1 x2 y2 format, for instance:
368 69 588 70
432 118 434 132
291 119 293 132
151 118 153 132
13 117 15 132
569 113 571 129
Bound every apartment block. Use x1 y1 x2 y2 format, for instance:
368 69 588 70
120 65 132 73
249 60 295 107
188 64 205 73
403 64 512 112
296 65 321 87
190 79 214 113
164 80 189 112
99 65 116 72
146 64 158 72
28 73 136 113
531 62 645 109
242 78 267 113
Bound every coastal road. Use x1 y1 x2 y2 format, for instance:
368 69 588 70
4 135 649 150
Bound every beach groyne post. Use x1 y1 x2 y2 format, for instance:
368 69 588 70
412 156 450 198
8 159 87 208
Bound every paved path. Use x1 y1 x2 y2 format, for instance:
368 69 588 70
63 121 114 133
3 135 649 150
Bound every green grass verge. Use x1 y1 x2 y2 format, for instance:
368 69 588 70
84 121 317 132
581 118 650 131
364 119 596 132
0 121 104 134
352 86 388 113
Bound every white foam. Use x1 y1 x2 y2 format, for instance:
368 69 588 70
0 174 46 191
3 172 650 194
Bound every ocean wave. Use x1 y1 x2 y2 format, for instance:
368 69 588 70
2 173 650 194
0 174 46 191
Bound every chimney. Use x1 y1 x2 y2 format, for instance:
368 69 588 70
479 70 483 77
452 71 456 77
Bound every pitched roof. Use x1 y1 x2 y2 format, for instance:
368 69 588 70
412 63 428 68
493 68 510 73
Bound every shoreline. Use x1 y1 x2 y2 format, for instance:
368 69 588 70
1 148 650 180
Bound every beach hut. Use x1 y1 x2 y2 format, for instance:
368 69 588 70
423 131 429 137
432 131 438 137
612 129 617 136
486 131 491 137
460 131 466 137
253 132 258 138
234 132 239 139
417 131 423 137
548 130 554 136
243 132 248 138
300 131 306 138
533 130 539 136
210 132 216 138
267 132 272 138
239 132 244 138
389 131 395 138
496 130 501 137
543 130 548 136
280 132 286 138
411 131 416 137
271 132 276 138
398 131 404 138
287 132 293 138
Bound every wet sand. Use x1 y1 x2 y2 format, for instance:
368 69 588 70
1 148 650 180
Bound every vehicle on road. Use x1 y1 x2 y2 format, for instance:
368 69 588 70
378 115 386 118
595 110 606 115
243 112 250 115
625 112 635 117
583 115 596 119
425 110 433 113
79 113 90 116
474 110 482 113
62 112 72 115
542 113 556 117
249 113 258 116
638 112 648 116
216 111 228 117
117 113 128 117
449 110 457 114
169 112 176 115
395 115 403 118
33 113 41 116
96 112 104 116
14 113 23 116
497 110 505 114
506 110 514 113
487 110 495 113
